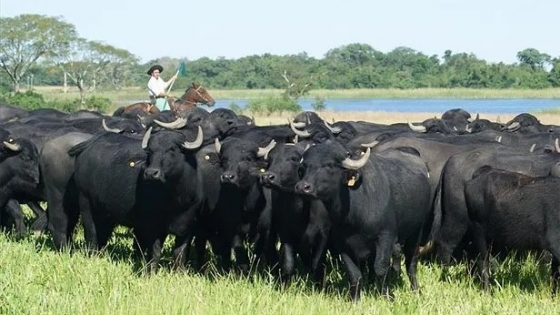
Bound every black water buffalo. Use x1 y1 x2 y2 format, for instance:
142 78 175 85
67 128 203 272
464 166 560 294
140 126 205 269
194 137 275 272
503 113 560 134
41 132 93 249
260 143 331 285
295 141 432 300
0 103 29 122
435 146 560 267
0 137 41 237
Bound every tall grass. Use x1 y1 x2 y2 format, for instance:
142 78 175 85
0 232 558 315
32 86 560 102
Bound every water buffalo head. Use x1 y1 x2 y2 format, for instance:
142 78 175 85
2 137 40 185
259 143 305 191
295 141 370 199
142 126 204 183
215 137 276 188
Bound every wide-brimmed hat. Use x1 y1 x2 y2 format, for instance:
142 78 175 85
147 65 164 75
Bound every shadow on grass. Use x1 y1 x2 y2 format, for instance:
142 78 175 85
435 250 552 294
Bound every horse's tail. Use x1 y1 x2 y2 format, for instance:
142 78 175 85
113 107 125 116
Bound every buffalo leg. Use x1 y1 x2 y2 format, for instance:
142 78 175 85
374 234 396 297
233 234 249 273
79 194 99 251
279 242 296 286
310 234 328 288
146 235 166 275
403 239 419 292
4 200 26 239
172 233 192 270
341 252 362 301
27 201 47 233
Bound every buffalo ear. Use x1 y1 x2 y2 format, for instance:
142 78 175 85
343 170 361 187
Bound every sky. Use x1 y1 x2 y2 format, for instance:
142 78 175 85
1 0 559 64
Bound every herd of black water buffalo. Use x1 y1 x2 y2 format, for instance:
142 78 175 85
1 103 560 300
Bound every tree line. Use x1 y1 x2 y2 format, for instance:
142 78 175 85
1 14 560 103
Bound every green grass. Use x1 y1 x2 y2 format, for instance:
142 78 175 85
1 230 559 315
32 86 560 103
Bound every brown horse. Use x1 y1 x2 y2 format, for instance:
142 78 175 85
113 101 161 117
172 82 216 112
113 82 215 117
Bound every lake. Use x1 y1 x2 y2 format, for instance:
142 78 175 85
211 98 560 114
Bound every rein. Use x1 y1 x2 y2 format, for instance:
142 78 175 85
180 85 212 106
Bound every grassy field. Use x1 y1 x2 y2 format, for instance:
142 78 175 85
1 230 559 315
32 86 560 102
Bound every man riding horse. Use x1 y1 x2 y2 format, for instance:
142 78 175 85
147 64 178 111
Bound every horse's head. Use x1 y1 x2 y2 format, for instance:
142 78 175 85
186 82 216 107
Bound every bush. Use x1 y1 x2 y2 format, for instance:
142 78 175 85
311 96 326 111
228 102 243 114
1 91 47 110
245 96 302 116
83 96 113 112
0 91 113 113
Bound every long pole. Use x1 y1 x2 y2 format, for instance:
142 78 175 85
166 70 180 93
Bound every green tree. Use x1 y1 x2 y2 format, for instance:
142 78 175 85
52 38 135 104
516 48 551 71
0 14 78 92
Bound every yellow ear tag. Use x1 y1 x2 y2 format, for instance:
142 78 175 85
260 168 266 173
347 176 356 187
129 161 135 167
204 155 210 160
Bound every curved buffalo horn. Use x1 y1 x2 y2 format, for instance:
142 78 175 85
3 140 21 152
529 143 536 153
182 126 204 150
465 124 472 133
306 116 311 125
341 147 371 170
214 138 222 154
257 140 277 158
293 135 299 144
475 113 480 120
496 135 502 143
141 127 153 149
506 121 520 130
289 118 306 129
407 121 427 133
102 119 122 133
289 120 311 137
324 121 342 134
555 138 560 153
360 140 379 148
154 117 188 129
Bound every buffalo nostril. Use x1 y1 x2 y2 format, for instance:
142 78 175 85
303 183 311 192
221 173 236 183
267 173 275 182
145 168 161 179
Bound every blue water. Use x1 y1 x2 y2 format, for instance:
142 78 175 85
212 98 560 114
